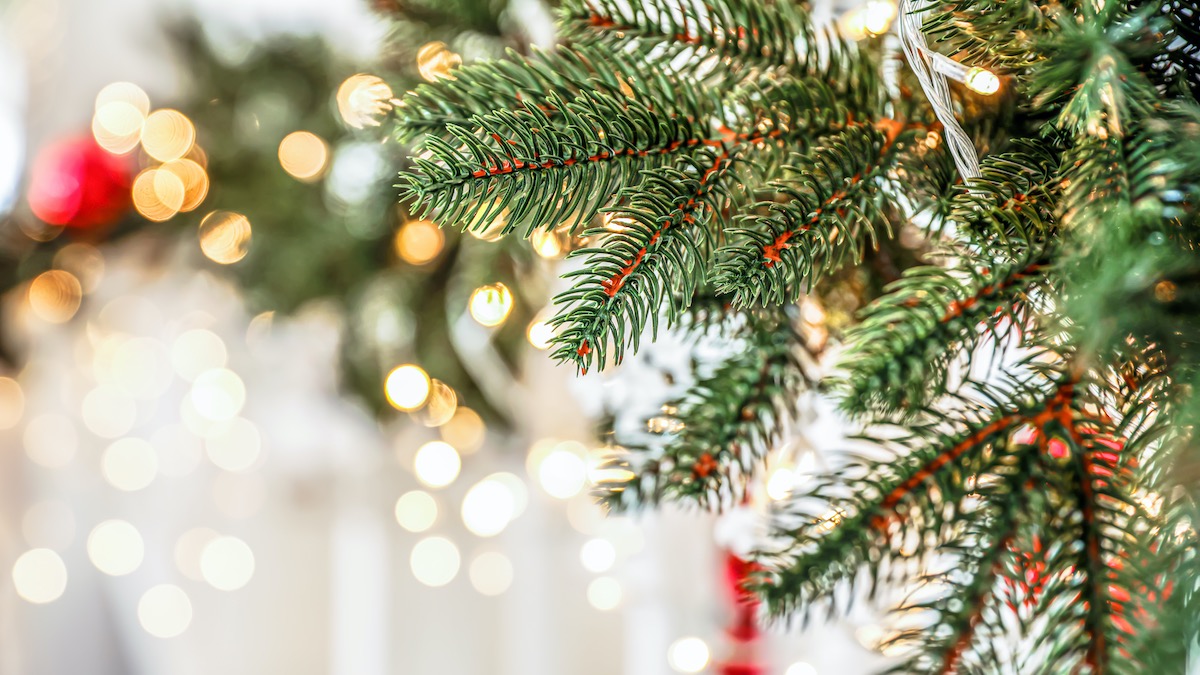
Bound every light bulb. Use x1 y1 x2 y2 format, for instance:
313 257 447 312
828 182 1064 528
964 66 1001 95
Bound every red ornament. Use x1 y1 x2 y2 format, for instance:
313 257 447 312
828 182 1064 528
27 136 133 229
718 550 765 675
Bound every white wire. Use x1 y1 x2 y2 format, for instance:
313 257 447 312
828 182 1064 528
896 0 982 180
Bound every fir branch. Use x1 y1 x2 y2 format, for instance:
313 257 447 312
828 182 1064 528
600 311 809 511
713 120 909 307
918 0 1050 70
558 0 810 72
399 90 716 234
837 246 1057 419
957 142 1061 244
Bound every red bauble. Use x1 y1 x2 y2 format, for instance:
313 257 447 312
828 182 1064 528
27 136 133 228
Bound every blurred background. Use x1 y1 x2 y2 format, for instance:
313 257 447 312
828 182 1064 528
0 0 888 672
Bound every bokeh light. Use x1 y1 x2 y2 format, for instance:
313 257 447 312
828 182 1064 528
337 74 394 129
131 168 184 222
413 440 461 488
786 663 819 675
395 490 438 532
198 211 252 265
190 368 246 422
0 377 24 429
200 536 255 591
587 576 622 611
461 477 517 537
12 549 68 604
417 380 457 427
410 536 460 587
416 42 462 81
965 66 1002 95
82 386 137 438
101 437 158 491
278 131 329 182
439 407 485 454
469 552 513 596
668 637 711 673
92 82 149 155
52 243 105 292
580 538 616 573
141 109 195 162
469 283 514 327
527 316 555 350
533 442 588 499
394 219 444 265
28 270 82 323
87 520 144 576
384 364 431 411
174 527 220 581
161 158 209 212
138 584 192 638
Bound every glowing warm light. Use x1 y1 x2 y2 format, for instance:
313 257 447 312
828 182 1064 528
417 380 457 427
440 407 486 453
278 131 329 182
82 386 137 438
204 417 262 472
23 413 77 468
174 528 219 581
414 441 461 488
469 283 514 327
668 637 711 673
28 270 82 323
531 229 564 258
92 82 150 155
487 472 528 518
394 220 444 265
337 74 394 129
131 168 184 222
395 490 438 532
410 536 460 587
461 478 517 537
527 316 555 350
580 538 617 573
138 584 193 638
786 663 819 675
587 576 622 611
416 42 462 82
964 66 1001 95
141 109 195 162
161 159 209 212
12 549 68 604
536 444 588 499
385 364 431 411
198 211 252 264
190 368 246 422
87 520 144 576
171 328 227 381
200 536 255 591
22 501 75 550
102 438 158 491
0 377 23 429
469 552 513 596
767 467 795 501
470 210 508 241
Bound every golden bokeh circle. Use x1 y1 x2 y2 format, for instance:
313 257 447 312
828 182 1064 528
198 211 252 265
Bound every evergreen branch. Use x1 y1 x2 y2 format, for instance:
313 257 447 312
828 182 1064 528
713 120 908 307
559 0 810 72
600 311 809 511
918 0 1050 70
394 45 713 145
399 90 716 234
837 246 1057 419
549 147 739 372
956 142 1061 244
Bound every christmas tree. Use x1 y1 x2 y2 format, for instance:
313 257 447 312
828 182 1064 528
394 0 1200 670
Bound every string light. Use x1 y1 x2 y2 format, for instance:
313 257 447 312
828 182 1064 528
385 364 431 411
924 51 1002 96
198 211 252 264
416 42 462 82
469 283 514 327
28 270 81 323
138 585 193 638
12 549 68 604
141 109 196 162
841 0 898 39
337 74 395 129
587 576 622 611
531 229 566 258
413 440 461 488
278 131 329 182
410 536 460 587
667 637 711 673
394 219 444 265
